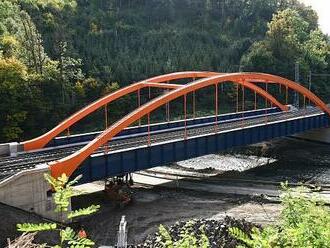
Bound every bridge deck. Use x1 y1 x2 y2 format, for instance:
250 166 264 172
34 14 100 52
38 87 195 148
0 106 326 182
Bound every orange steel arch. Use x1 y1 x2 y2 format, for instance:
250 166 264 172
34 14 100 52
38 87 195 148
48 72 319 179
22 71 222 151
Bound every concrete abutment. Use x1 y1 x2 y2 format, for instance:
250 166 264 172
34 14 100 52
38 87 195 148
0 164 70 221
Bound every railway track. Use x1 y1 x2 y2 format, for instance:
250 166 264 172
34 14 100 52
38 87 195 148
0 107 324 181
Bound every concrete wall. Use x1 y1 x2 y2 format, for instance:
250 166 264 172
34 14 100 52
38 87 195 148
0 142 24 156
294 127 330 144
0 164 69 221
0 143 10 156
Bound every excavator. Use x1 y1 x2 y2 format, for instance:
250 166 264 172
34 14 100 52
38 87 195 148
103 174 133 207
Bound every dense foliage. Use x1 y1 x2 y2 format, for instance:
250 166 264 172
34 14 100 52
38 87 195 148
0 0 329 142
241 8 330 100
230 183 330 247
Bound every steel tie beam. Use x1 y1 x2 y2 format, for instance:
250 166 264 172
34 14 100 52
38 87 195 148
166 82 170 122
147 113 151 146
138 89 141 126
254 90 257 110
236 83 239 112
193 91 196 119
241 80 245 127
286 85 288 105
104 104 108 129
184 94 187 139
215 83 218 132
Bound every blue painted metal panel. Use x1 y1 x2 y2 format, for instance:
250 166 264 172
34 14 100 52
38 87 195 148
71 113 329 184
174 141 185 161
150 145 162 166
121 150 135 174
135 148 149 170
196 136 206 156
162 143 174 163
90 155 106 181
107 153 122 175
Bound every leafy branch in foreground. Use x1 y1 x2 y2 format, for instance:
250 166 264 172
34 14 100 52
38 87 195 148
229 182 330 248
17 223 57 232
44 173 82 212
67 205 100 219
14 173 100 248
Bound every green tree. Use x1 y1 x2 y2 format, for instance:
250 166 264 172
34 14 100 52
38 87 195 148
0 58 29 141
241 8 329 82
1 0 330 142
57 41 84 104
0 35 19 58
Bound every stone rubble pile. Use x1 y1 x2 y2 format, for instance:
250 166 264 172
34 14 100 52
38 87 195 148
136 216 260 248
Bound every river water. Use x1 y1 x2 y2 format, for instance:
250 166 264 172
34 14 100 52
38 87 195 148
176 137 330 184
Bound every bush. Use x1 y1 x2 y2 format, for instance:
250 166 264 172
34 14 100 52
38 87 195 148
230 182 330 248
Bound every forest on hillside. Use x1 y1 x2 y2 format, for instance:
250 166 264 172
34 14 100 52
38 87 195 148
0 0 329 142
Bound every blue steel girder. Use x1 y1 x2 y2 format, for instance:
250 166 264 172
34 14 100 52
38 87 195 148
73 112 329 184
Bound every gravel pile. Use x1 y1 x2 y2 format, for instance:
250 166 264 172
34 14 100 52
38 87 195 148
136 216 260 248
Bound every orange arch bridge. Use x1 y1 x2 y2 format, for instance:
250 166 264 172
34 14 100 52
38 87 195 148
48 72 330 179
22 71 287 151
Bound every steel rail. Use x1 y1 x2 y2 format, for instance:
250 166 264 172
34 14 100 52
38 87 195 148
0 106 323 181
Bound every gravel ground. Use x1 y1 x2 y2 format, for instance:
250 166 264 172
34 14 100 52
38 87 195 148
0 187 281 247
72 187 280 247
0 204 59 247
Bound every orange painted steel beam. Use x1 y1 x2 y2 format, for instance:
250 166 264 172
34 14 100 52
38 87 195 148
245 73 330 114
143 82 183 89
22 71 221 151
49 73 307 179
248 79 276 84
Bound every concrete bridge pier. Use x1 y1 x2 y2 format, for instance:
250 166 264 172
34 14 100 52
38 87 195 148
0 164 69 221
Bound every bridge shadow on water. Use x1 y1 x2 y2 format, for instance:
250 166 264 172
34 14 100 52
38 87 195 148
227 137 330 184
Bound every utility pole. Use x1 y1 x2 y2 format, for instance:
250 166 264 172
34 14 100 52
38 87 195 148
294 62 300 107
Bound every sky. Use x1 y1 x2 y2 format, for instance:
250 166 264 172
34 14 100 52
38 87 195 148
298 0 330 35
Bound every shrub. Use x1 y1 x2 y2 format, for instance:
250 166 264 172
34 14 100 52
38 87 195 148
229 182 330 248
